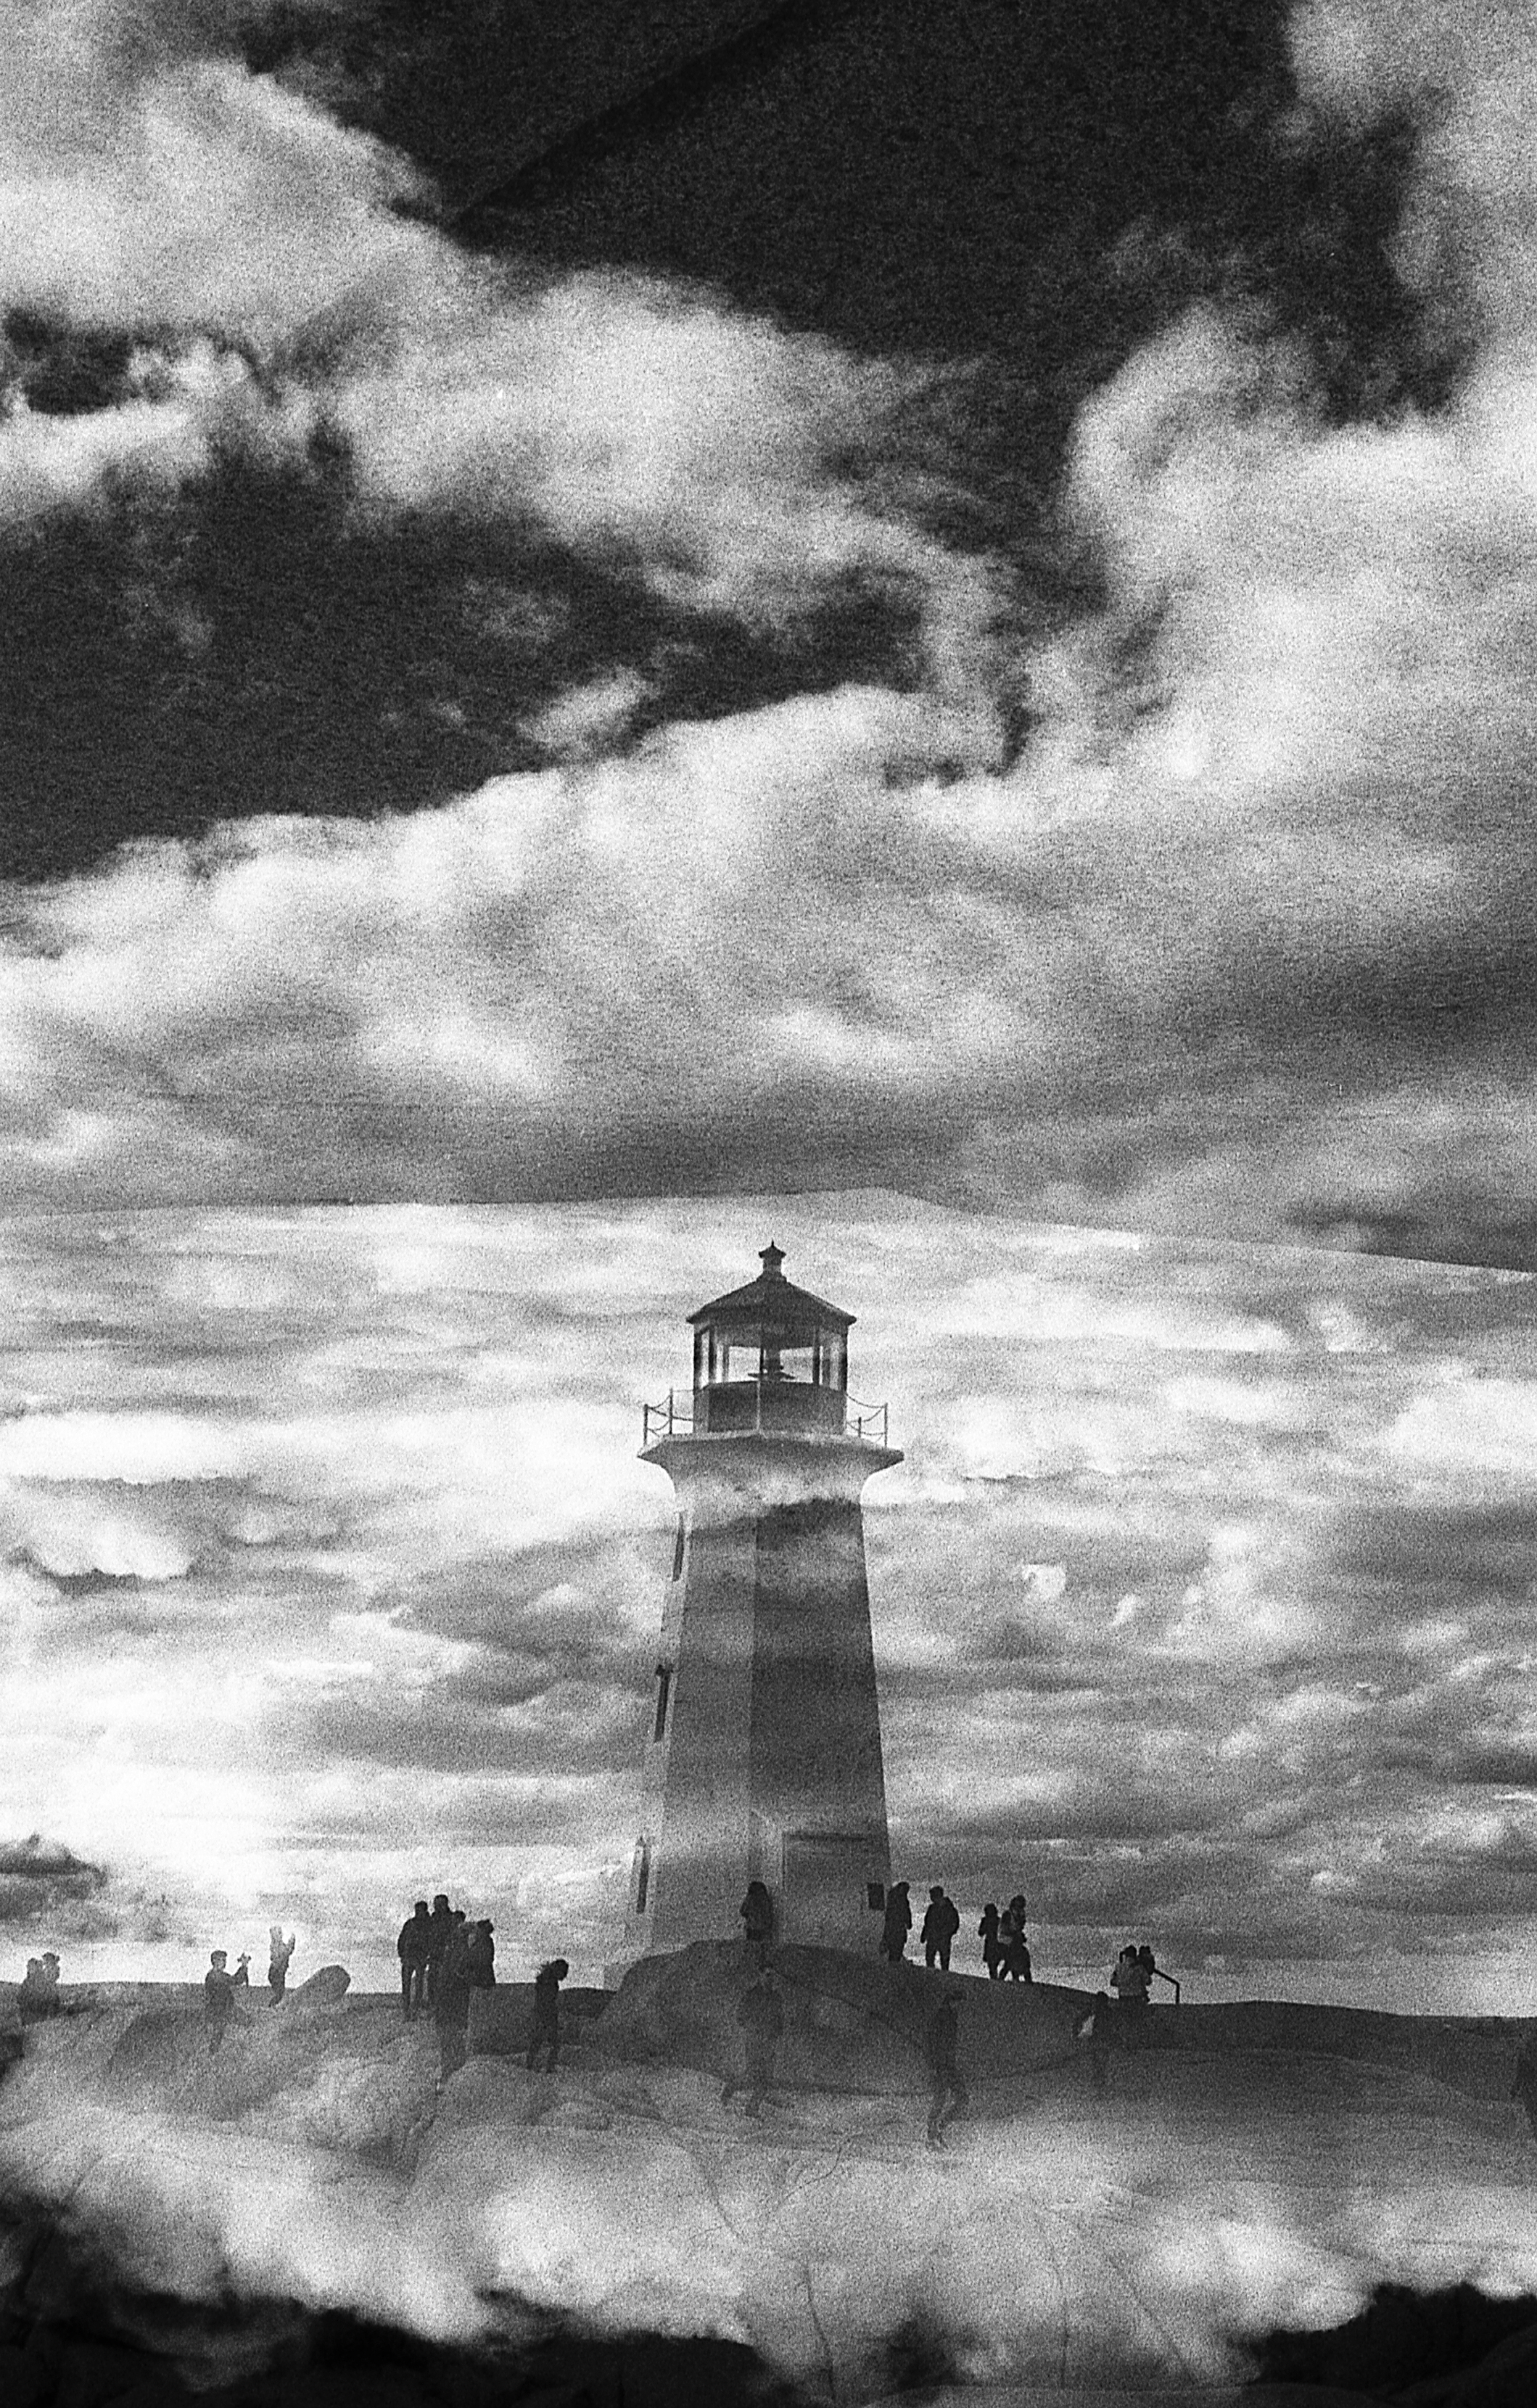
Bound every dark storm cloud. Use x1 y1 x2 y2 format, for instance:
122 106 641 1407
0 1833 107 1925
3 4 1537 1261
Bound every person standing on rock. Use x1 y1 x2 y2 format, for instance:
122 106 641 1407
921 1886 960 1971
1111 1944 1151 2012
739 1880 775 1972
1000 1918 1033 1984
723 1968 783 2119
397 1902 431 2020
268 1927 295 2004
433 1917 474 2084
978 1902 1002 1978
925 1983 967 2148
466 1919 497 1988
881 1880 912 1963
424 1894 453 2005
527 1957 569 2073
203 1949 247 2056
18 1953 60 2022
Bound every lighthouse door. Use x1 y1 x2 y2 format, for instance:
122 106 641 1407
781 1830 878 1949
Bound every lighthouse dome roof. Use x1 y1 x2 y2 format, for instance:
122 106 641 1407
687 1244 854 1331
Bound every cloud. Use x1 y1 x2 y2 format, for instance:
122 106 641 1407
0 1831 108 1928
7 4 1537 1257
0 7 998 716
2 1199 1534 1996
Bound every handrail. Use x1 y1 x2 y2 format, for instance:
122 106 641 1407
641 1381 890 1447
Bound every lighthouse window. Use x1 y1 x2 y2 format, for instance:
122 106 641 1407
762 1339 815 1384
672 1515 686 1580
654 1662 672 1741
633 1838 650 1915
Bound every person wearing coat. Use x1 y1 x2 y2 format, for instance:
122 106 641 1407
920 1886 961 1971
880 1881 912 1963
722 1971 784 2117
432 1919 475 2083
397 1902 431 2020
268 1927 296 2004
978 1903 1002 1978
527 1957 569 2073
739 1880 775 1971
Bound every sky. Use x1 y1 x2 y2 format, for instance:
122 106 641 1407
1 1 1536 1262
4 1192 1537 2011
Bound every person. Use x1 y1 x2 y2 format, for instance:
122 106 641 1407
526 1957 569 2074
466 1918 497 1988
397 1902 432 2020
1111 1944 1151 2013
881 1880 912 1963
424 1894 454 2005
921 1886 961 1971
203 1949 248 2056
925 1984 967 2148
268 1927 295 2004
978 1902 1002 1979
1000 1917 1033 1984
18 1953 60 2023
739 1880 775 1971
432 1918 474 2084
722 1969 783 2118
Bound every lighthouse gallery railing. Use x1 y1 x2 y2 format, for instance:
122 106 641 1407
642 1386 889 1447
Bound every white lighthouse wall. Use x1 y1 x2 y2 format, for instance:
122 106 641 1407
644 1507 759 1949
750 1497 891 1949
622 1512 692 1958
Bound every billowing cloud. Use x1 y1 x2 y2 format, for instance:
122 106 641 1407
4 4 1537 1257
0 5 993 693
2 1196 1536 2002
0 1832 108 1928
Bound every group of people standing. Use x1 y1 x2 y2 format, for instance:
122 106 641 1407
978 1896 1033 1982
395 1895 569 2082
396 1895 500 2078
877 1882 1034 1981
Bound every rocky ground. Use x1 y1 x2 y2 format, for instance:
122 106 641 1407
1 1947 1536 2405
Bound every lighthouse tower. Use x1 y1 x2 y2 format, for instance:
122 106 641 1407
625 1245 900 1960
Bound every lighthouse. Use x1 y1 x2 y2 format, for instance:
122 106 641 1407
625 1245 901 1960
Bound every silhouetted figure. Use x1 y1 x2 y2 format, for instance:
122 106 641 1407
723 1970 783 2118
527 1957 569 2073
398 1901 432 2020
268 1928 295 2004
881 1880 912 1963
1078 1992 1113 2094
925 1984 967 2147
17 1953 60 2023
1000 1918 1033 1983
739 1880 775 1971
203 1950 248 2056
1113 1936 1151 2013
921 1886 960 1971
1512 2032 1537 2138
433 1919 474 2084
424 1894 453 2004
978 1903 1002 1979
466 1919 497 1988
